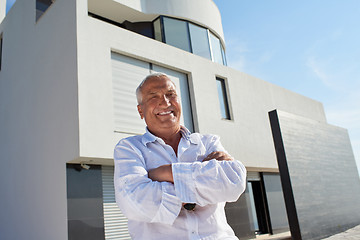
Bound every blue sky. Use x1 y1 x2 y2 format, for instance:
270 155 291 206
213 0 360 175
5 0 15 13
5 0 360 174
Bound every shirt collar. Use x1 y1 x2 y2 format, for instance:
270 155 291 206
141 127 158 146
141 126 199 146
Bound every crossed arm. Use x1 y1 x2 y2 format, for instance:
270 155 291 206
114 137 246 224
148 151 234 183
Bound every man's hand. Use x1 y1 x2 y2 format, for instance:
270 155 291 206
203 151 234 162
148 164 174 183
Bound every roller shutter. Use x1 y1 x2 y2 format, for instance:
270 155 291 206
102 166 131 240
111 53 149 135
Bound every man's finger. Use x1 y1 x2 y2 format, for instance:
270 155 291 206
203 152 216 161
203 151 234 161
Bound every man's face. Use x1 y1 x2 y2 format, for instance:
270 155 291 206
137 76 182 134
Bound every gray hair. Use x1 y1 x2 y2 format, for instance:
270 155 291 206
136 72 173 104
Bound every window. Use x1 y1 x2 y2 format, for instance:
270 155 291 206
189 23 211 60
221 44 227 66
122 21 154 39
36 0 54 21
216 77 231 120
154 16 227 65
0 33 3 71
210 32 226 65
153 17 162 42
162 17 191 52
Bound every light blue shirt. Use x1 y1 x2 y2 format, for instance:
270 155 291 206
114 127 247 240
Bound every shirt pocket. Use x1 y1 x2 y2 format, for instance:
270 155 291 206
179 144 207 163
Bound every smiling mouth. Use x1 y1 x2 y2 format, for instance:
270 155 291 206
157 111 174 116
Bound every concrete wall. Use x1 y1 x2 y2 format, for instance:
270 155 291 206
75 0 326 172
270 110 360 240
0 0 79 239
0 0 5 23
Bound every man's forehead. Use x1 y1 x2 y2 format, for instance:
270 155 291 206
144 77 177 90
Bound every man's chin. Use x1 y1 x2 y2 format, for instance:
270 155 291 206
158 120 181 129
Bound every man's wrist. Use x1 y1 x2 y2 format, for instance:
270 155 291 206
148 164 174 183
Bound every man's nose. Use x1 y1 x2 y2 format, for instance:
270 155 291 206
159 95 171 106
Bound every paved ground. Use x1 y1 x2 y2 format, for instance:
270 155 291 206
251 225 360 240
323 225 360 240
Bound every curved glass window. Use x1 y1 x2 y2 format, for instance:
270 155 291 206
162 17 191 52
189 23 211 60
153 18 162 42
210 32 225 65
154 16 226 65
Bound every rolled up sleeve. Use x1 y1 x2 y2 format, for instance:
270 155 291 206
172 135 247 206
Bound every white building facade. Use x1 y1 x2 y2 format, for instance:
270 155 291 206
1 1 359 240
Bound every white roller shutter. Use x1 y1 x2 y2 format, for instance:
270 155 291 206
111 53 149 135
102 166 131 240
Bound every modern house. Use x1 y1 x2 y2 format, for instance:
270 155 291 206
0 0 359 240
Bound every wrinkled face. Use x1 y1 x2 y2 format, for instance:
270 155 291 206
137 76 182 134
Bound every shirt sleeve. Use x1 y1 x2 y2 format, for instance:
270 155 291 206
172 135 247 207
114 139 182 225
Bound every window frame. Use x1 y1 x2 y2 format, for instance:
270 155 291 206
216 77 232 120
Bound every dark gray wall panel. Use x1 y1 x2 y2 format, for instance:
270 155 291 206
269 110 360 240
67 164 105 240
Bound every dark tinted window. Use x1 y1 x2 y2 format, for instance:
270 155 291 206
216 77 231 120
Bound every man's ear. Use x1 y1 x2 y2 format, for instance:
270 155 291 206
137 105 144 119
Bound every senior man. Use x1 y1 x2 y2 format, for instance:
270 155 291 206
114 73 247 240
